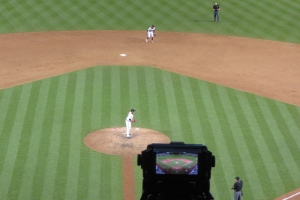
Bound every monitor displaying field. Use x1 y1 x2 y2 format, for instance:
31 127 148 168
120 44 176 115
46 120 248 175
156 152 198 175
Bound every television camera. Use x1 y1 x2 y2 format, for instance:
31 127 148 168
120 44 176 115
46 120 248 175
137 142 215 200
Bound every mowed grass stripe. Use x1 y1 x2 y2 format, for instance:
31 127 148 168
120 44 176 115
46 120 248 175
19 79 51 199
250 96 291 195
180 76 203 143
65 70 86 199
213 86 248 179
186 79 207 143
0 87 21 178
81 68 94 134
40 76 68 200
250 96 293 195
0 84 32 198
171 74 194 142
91 67 103 130
201 83 235 187
104 155 123 199
86 152 102 199
98 68 124 198
76 69 94 200
135 67 152 129
256 98 298 188
119 67 130 125
143 67 162 130
0 89 13 138
128 68 141 127
237 93 283 196
112 156 124 199
52 73 77 199
162 71 184 140
268 101 300 163
280 104 300 149
220 88 260 200
30 77 59 199
228 92 270 199
153 69 172 135
110 67 122 127
192 81 229 199
7 81 42 199
100 68 112 128
0 88 14 179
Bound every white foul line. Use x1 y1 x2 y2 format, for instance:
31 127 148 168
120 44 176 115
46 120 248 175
282 191 300 200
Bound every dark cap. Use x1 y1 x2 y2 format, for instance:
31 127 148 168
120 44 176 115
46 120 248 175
235 176 240 180
131 109 136 112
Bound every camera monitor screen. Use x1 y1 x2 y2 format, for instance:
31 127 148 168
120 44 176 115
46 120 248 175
156 152 198 175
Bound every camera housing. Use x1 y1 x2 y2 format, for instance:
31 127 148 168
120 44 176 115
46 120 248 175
137 142 215 200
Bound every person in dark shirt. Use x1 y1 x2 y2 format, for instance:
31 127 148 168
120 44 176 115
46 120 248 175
231 176 243 200
213 2 220 22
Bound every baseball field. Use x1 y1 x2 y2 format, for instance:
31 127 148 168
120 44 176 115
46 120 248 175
156 153 198 175
0 0 300 200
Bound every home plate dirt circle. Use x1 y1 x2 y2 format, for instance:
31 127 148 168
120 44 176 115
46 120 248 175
84 127 170 156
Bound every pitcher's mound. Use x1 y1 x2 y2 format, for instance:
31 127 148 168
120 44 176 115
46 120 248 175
84 127 170 156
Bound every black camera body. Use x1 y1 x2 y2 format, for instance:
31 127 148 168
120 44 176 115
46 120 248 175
137 142 215 200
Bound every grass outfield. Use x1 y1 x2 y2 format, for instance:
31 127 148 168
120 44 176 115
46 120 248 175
0 0 299 43
0 66 299 200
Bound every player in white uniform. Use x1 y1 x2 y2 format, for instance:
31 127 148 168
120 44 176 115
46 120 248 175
146 25 156 43
125 109 135 138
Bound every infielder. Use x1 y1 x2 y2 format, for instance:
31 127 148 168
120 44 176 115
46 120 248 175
146 25 156 43
125 109 136 138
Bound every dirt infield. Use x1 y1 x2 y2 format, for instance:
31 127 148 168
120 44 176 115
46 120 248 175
1 30 299 199
1 31 300 106
274 188 300 200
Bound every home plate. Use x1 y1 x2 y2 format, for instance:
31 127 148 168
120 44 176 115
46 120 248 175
120 54 127 57
135 128 139 130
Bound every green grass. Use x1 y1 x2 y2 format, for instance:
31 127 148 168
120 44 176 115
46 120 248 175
0 0 300 43
0 66 299 200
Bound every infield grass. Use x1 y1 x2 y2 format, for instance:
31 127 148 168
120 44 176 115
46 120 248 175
0 66 299 200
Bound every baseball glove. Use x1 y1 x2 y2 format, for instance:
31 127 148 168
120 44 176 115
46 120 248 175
132 119 136 122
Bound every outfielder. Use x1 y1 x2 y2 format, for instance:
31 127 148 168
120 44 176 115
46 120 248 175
146 25 156 43
125 109 136 138
213 3 220 22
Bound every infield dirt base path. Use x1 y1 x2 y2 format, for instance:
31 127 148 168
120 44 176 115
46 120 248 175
275 188 300 200
0 30 299 200
1 30 300 106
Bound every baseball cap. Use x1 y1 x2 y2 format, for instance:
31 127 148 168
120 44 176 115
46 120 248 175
235 176 240 180
131 109 136 112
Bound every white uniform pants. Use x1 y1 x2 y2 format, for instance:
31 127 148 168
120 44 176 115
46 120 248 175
125 120 131 137
147 31 154 38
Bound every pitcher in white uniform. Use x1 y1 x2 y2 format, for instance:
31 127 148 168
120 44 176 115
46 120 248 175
146 25 156 43
125 109 135 138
